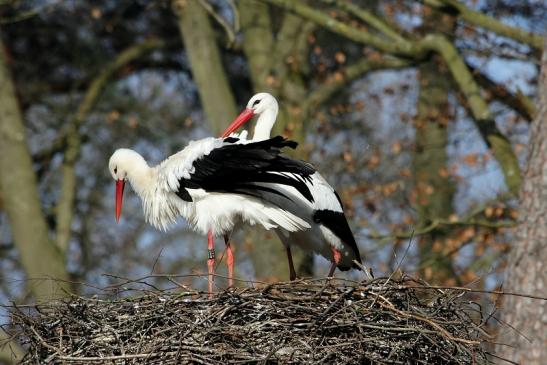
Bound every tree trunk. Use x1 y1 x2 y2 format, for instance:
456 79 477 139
0 35 70 300
239 6 316 279
0 328 23 364
413 57 456 283
494 38 547 365
238 0 275 93
412 10 456 284
172 0 237 135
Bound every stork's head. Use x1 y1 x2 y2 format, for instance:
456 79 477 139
246 92 278 115
221 92 278 138
108 148 147 223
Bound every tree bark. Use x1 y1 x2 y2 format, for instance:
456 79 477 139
238 0 275 92
0 34 70 300
172 0 237 135
412 9 457 284
239 5 315 279
494 38 547 364
413 59 456 283
0 328 23 365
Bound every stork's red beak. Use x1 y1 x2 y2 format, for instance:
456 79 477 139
221 108 255 137
115 179 125 223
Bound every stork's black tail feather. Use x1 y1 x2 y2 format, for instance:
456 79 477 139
313 209 362 271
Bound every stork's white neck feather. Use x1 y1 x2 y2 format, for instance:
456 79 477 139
122 152 157 198
253 103 278 141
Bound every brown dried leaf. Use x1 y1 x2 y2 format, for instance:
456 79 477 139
462 154 479 167
335 51 346 64
391 141 402 155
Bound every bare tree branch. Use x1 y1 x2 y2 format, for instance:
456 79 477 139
258 0 523 194
470 64 536 121
321 0 410 46
365 215 516 240
302 57 413 113
0 0 61 24
197 0 237 48
425 0 544 50
258 0 421 56
421 33 521 195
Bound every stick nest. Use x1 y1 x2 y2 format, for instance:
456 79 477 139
11 276 493 364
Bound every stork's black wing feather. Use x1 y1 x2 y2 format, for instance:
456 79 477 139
313 209 362 270
178 136 316 204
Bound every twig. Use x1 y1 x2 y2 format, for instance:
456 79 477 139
197 0 237 48
424 0 544 49
0 1 61 24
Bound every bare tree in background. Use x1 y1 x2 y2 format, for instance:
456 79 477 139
0 23 161 302
495 38 547 364
0 31 70 300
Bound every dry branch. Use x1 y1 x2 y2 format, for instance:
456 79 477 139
9 276 503 364
302 57 413 114
425 0 544 50
321 0 410 45
471 65 536 121
259 0 420 56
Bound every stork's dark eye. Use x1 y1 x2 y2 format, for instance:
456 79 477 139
252 99 261 107
114 167 118 174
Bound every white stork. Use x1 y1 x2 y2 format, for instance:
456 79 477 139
108 136 316 293
221 93 364 279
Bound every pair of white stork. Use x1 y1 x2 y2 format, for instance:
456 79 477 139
109 93 364 294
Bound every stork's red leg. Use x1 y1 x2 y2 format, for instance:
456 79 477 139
328 246 342 278
286 245 297 281
328 262 336 278
224 235 234 288
207 231 215 297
